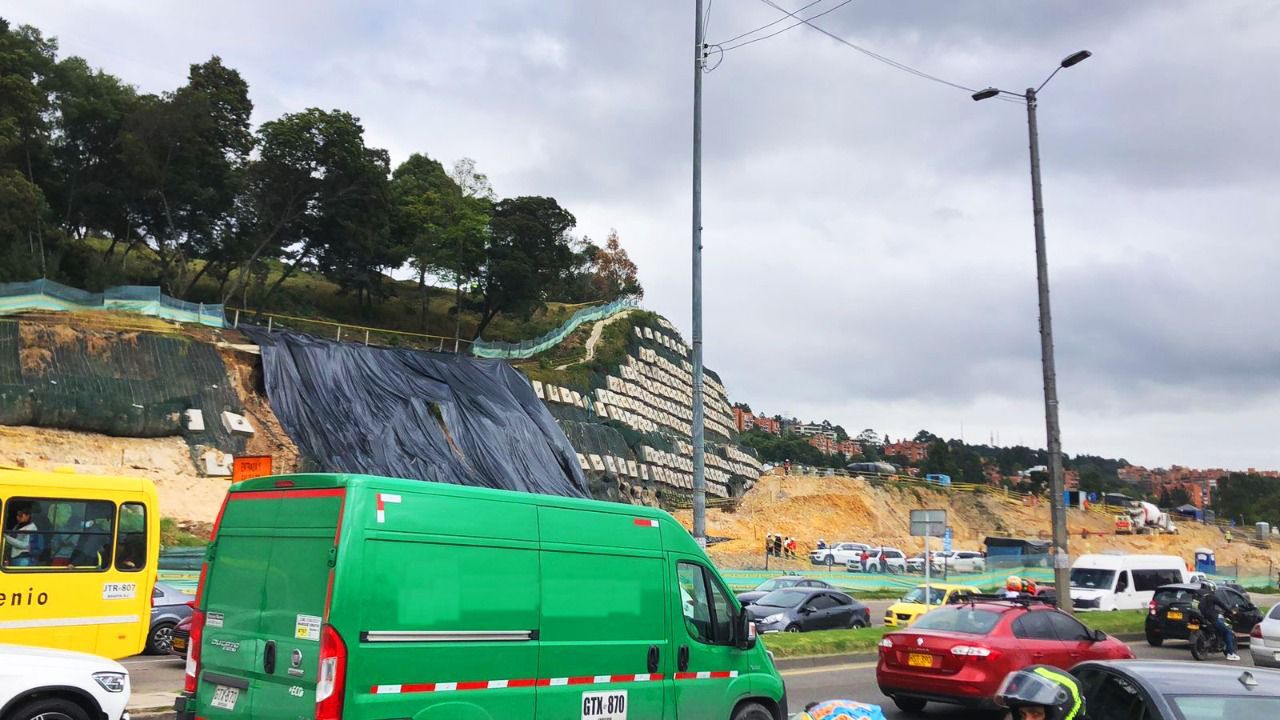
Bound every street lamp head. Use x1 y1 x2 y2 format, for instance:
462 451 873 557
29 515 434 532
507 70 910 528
971 87 1001 102
1060 50 1092 68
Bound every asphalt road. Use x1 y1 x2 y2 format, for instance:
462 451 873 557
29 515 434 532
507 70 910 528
782 639 1264 718
122 639 1261 718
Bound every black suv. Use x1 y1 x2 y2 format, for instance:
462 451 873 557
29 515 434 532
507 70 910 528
1144 582 1261 647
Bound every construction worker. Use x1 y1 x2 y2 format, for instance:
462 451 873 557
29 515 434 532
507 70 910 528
816 538 828 550
994 665 1085 720
786 536 797 559
773 533 783 557
765 533 774 557
1225 529 1233 544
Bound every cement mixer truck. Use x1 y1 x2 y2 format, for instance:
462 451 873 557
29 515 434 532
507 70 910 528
1118 500 1177 534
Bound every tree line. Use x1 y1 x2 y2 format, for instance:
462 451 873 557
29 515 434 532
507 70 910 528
0 20 642 338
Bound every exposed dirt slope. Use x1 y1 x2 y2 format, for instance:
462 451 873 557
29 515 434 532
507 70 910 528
679 474 1278 571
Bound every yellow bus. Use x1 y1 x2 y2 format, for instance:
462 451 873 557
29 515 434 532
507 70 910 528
1 466 160 659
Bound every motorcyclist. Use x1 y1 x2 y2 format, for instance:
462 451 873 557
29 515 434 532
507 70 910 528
994 665 1085 720
1197 585 1240 661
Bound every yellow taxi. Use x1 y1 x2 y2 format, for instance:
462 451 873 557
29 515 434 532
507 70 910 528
884 583 980 627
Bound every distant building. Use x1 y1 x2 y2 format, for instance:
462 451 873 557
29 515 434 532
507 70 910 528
883 440 930 464
794 421 836 440
752 416 782 435
808 435 837 455
733 405 754 433
837 439 862 458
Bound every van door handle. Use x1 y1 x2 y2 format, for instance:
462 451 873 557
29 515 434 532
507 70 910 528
263 640 277 675
647 645 660 674
677 645 689 672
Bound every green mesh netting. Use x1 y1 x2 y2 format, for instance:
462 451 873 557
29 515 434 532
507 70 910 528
0 320 245 456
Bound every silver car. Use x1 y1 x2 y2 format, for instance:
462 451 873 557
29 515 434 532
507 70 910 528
1250 602 1280 668
147 582 194 655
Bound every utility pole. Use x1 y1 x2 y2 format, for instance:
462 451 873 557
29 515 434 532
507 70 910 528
691 0 707 546
1026 86 1071 612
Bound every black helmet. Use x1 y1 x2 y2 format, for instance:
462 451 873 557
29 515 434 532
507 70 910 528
994 665 1084 720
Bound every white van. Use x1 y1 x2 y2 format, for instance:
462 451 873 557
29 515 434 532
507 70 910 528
1069 553 1187 611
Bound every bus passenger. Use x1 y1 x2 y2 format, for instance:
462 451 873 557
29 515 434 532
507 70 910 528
4 503 42 566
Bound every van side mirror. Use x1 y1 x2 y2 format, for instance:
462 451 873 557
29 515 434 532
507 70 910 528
736 608 757 650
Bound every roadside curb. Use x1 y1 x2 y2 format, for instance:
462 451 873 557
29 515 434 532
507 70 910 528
774 652 877 670
127 707 173 720
772 631 1147 670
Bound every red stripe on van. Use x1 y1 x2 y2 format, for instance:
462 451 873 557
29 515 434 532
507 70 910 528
633 518 659 527
369 673 671 695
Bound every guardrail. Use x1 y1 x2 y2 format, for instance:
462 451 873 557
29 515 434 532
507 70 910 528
226 307 473 352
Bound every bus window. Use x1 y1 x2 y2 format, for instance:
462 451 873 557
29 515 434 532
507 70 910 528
2 498 115 570
115 503 147 571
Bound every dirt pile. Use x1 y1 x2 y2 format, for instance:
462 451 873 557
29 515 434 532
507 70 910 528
0 425 226 525
678 473 1280 571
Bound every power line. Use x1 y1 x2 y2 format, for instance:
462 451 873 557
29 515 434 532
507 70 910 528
716 0 826 46
721 0 855 53
701 0 714 43
758 0 1026 105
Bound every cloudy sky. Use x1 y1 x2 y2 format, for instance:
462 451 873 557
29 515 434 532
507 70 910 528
6 1 1279 471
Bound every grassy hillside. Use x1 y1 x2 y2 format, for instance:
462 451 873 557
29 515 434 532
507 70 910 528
58 237 585 344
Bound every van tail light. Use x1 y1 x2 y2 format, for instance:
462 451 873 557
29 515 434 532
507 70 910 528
184 608 205 693
1252 624 1263 640
316 625 347 720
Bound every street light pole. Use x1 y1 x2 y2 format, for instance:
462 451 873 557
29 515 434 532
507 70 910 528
974 49 1090 614
1024 85 1071 611
691 0 707 546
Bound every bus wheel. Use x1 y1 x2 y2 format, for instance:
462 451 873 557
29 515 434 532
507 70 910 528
10 698 91 720
147 621 177 655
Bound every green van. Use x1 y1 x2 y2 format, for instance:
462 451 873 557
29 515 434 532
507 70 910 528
175 473 786 720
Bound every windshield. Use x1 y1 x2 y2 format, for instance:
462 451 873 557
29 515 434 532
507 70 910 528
1171 696 1280 718
910 608 1000 635
754 578 800 593
903 587 946 605
755 589 810 608
1070 568 1116 590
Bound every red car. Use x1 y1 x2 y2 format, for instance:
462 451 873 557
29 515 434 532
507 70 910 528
876 598 1133 713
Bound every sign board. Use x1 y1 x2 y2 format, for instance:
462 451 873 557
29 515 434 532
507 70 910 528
910 509 947 538
943 527 953 553
232 455 274 483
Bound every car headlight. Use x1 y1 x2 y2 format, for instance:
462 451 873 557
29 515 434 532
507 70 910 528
761 613 786 624
93 672 127 693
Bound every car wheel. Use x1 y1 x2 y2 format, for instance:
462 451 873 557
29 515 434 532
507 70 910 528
850 618 866 629
824 554 834 566
9 698 91 720
893 696 927 713
784 624 801 633
1145 631 1163 647
147 621 177 655
731 701 775 720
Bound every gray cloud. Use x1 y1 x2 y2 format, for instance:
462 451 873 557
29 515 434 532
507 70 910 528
4 0 1277 469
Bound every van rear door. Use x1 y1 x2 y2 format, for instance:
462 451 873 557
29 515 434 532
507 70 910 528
197 487 345 720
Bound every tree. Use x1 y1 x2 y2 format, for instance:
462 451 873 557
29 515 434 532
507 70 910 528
119 56 252 296
589 229 643 300
470 195 577 339
443 158 494 346
389 153 456 330
913 429 940 444
228 109 391 307
0 20 57 280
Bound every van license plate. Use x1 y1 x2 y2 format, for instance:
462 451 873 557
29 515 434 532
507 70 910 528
211 686 240 711
581 690 627 720
908 653 933 668
1166 610 1183 620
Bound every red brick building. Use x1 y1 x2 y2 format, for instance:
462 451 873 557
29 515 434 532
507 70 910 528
733 405 754 433
808 435 837 455
883 440 930 464
752 416 782 435
837 440 862 458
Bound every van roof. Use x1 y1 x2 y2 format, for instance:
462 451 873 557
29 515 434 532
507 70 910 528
1072 553 1186 569
0 466 155 494
230 473 692 547
232 473 660 517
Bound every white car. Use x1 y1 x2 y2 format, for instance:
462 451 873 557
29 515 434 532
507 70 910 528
0 644 131 720
945 550 987 573
810 542 870 567
850 547 908 573
1250 603 1280 669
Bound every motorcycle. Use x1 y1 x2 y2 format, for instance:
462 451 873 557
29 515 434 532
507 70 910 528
1187 610 1234 661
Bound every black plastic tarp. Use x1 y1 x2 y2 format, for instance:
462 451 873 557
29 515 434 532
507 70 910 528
245 328 588 498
